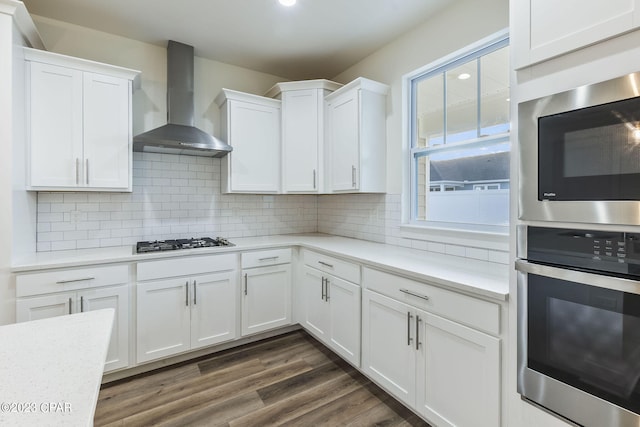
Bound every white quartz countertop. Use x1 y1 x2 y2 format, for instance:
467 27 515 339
0 309 114 427
12 234 509 301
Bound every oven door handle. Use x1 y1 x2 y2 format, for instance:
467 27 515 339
515 259 640 295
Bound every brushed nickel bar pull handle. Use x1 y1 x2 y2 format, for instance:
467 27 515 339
193 280 197 305
318 261 334 268
313 169 317 189
185 281 189 306
68 298 73 315
244 273 248 296
325 278 330 301
75 158 80 185
258 256 279 261
352 165 356 187
321 277 326 301
80 296 85 312
416 315 421 350
407 312 414 346
56 277 95 284
400 288 430 301
85 158 89 185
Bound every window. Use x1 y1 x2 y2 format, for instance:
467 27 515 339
407 34 510 233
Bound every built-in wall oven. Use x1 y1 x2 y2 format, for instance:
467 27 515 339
519 72 640 225
517 226 640 427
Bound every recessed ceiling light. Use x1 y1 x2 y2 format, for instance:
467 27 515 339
457 73 471 80
279 0 296 6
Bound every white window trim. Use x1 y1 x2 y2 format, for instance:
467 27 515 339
401 28 510 246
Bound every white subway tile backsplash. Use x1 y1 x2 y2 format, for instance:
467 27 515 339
35 154 508 265
36 153 317 251
489 250 510 264
465 247 490 261
317 193 509 265
51 241 76 251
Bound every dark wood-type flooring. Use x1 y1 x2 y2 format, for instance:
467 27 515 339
94 330 431 426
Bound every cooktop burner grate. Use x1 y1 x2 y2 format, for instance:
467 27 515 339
136 237 234 253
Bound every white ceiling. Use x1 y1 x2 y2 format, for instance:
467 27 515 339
21 0 455 80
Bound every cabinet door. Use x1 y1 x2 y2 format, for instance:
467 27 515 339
301 265 329 340
16 292 75 322
242 264 291 336
327 276 361 367
79 285 129 372
28 61 83 188
83 72 130 189
137 278 190 363
228 100 280 192
514 0 640 68
416 311 500 427
190 272 237 349
361 289 416 405
282 89 320 192
327 90 359 191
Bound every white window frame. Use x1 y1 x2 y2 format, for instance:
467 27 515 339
400 29 510 250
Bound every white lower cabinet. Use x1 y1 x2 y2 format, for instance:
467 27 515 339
302 264 361 366
241 249 292 336
362 267 502 427
416 311 500 427
362 290 417 404
15 264 130 372
136 254 237 364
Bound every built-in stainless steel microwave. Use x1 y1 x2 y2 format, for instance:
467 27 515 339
519 73 640 225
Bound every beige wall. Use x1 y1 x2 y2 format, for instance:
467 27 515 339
31 15 288 140
332 0 509 194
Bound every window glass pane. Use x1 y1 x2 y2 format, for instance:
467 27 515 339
480 46 510 136
414 142 510 225
446 60 478 143
415 156 428 219
415 74 444 148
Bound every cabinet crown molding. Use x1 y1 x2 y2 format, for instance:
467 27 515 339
264 79 343 98
23 47 141 87
215 88 282 108
0 0 44 49
326 77 390 101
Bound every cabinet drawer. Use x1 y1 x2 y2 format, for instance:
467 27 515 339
363 267 500 336
303 250 360 284
137 253 237 281
241 248 291 269
16 264 129 297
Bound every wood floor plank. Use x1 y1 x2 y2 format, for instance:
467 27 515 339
153 391 264 427
228 371 367 427
95 331 431 427
257 360 351 405
345 397 430 427
98 363 201 401
197 331 308 374
257 340 322 368
278 376 377 426
95 358 266 425
106 359 313 427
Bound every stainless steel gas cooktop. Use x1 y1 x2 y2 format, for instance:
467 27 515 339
135 237 234 253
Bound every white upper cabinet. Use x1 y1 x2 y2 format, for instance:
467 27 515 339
513 0 640 68
215 89 281 193
325 78 388 193
24 48 139 191
265 80 342 193
83 72 131 189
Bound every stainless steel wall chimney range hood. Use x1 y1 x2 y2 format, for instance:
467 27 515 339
133 40 232 157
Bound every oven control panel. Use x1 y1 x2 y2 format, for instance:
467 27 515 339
524 226 640 277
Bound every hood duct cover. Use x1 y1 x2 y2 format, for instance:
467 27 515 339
133 40 232 157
